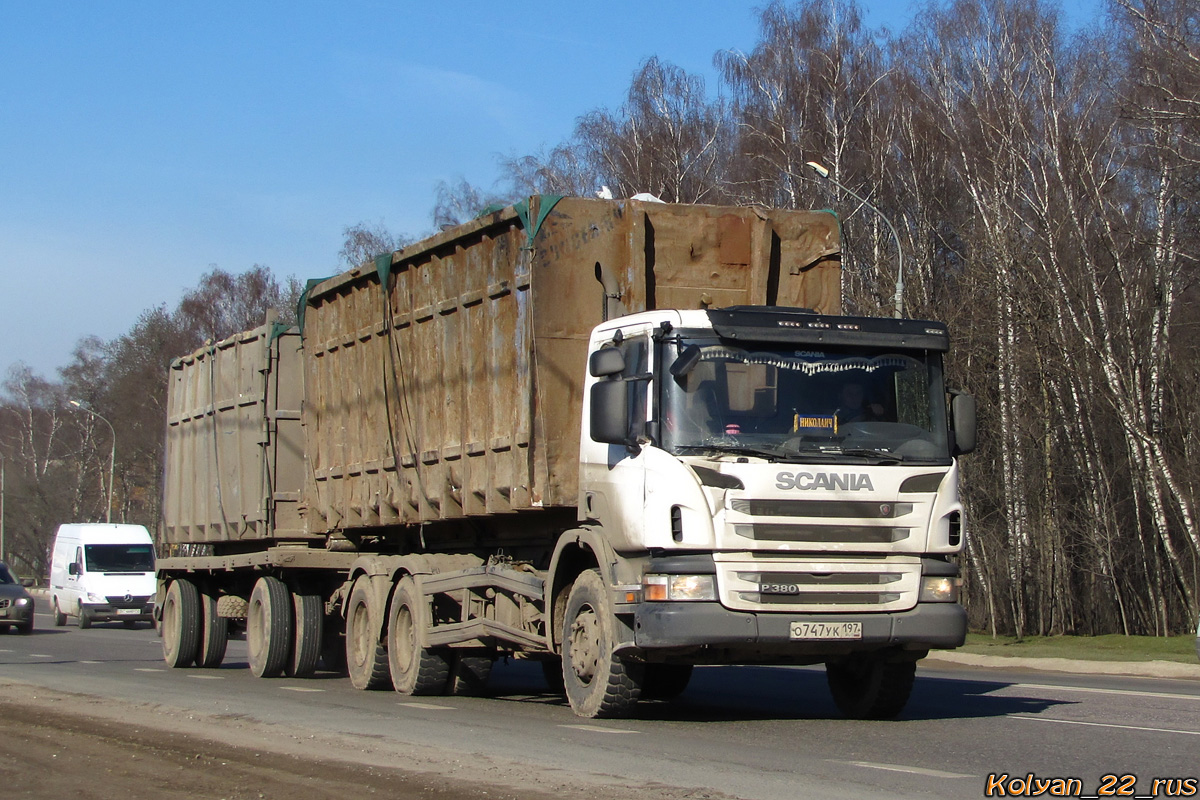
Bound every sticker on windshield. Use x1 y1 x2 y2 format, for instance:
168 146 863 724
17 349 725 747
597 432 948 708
794 413 838 433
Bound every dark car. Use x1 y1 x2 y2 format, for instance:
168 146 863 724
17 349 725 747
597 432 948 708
0 562 35 634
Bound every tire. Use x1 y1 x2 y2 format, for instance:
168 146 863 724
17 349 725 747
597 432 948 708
78 608 92 629
447 653 492 696
53 599 67 627
387 576 451 695
562 569 643 718
161 579 202 668
286 593 323 678
642 664 693 701
826 657 916 720
248 576 293 678
345 576 390 690
195 590 229 668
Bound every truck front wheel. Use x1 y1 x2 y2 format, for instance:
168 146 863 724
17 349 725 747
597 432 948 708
387 576 450 695
562 569 643 718
826 656 916 719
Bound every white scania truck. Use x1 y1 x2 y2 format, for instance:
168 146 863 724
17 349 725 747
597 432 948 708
155 196 975 719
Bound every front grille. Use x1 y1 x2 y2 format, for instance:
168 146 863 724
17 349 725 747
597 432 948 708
733 523 910 544
717 558 921 613
105 595 152 606
731 499 913 518
0 598 10 609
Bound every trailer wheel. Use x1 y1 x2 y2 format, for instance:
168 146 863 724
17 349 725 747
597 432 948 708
286 593 323 678
52 598 67 627
642 664 693 701
195 590 228 668
248 576 293 678
562 569 643 718
162 579 201 668
447 654 492 696
826 656 916 719
387 576 451 695
345 576 390 690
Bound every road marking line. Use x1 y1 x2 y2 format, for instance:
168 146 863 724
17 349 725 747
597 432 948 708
845 761 974 779
29 654 53 658
1012 683 1200 702
187 675 225 680
134 668 165 672
280 687 324 693
1013 715 1200 736
79 660 102 664
397 702 454 710
558 724 638 735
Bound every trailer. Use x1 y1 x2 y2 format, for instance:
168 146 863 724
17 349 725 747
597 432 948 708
157 196 974 718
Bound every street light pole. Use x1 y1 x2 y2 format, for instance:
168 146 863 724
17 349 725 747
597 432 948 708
69 400 115 524
806 161 905 319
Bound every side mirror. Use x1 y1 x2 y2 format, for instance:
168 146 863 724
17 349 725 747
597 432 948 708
590 380 631 445
589 347 625 378
669 344 702 378
68 562 79 576
951 392 977 455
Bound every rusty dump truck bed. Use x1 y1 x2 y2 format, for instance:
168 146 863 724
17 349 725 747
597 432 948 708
162 197 841 546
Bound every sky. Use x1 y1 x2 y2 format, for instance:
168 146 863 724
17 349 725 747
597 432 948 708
0 0 1104 379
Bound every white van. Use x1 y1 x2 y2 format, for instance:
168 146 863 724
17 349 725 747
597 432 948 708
50 524 156 628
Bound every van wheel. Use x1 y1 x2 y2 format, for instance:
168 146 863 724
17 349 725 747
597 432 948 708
195 591 228 668
78 608 93 629
387 576 450 695
162 579 201 667
53 599 67 627
248 577 293 678
562 569 643 718
345 576 390 690
286 593 323 678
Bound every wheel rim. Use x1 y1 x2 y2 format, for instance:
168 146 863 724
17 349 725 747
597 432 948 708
568 603 601 685
162 595 177 649
248 598 264 664
394 604 415 674
349 601 369 669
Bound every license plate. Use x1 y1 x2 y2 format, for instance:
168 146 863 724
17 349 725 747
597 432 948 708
790 621 862 640
116 608 140 616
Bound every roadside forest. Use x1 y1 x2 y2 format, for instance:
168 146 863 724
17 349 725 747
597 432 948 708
1 0 1196 638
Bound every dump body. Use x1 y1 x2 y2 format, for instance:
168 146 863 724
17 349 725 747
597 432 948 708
301 197 840 538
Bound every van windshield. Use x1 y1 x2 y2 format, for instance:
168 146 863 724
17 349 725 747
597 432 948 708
84 544 155 573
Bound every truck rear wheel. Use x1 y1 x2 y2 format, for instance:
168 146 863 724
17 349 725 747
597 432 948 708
195 590 228 668
287 593 323 678
162 579 201 668
826 656 916 719
447 653 492 696
248 576 293 678
387 576 451 695
562 569 643 718
345 576 390 689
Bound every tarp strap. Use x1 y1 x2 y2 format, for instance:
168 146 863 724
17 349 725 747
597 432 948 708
375 252 392 291
513 194 565 250
296 276 334 335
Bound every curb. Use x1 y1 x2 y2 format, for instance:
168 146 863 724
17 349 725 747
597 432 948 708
925 650 1200 680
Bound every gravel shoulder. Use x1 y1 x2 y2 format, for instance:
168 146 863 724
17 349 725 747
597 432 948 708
0 678 725 800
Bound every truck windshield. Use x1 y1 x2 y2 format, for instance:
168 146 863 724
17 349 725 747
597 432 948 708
84 544 155 573
660 339 950 463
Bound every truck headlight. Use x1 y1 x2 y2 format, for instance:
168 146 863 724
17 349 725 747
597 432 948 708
919 576 962 602
643 574 716 602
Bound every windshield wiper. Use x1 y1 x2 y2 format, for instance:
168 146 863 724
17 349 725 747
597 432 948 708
676 443 783 461
839 447 902 464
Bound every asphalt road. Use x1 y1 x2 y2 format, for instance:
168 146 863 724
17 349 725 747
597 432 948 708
2 606 1199 800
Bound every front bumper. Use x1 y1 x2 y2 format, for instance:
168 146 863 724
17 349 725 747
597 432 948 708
0 601 34 625
631 600 966 658
82 602 155 622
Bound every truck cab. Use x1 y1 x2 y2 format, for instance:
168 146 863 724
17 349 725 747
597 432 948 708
578 306 976 717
